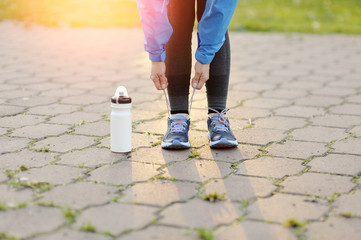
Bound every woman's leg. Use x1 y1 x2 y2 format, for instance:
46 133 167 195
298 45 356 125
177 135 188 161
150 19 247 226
197 0 231 114
165 0 195 114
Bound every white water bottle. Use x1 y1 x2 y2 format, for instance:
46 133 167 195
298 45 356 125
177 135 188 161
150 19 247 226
110 86 132 153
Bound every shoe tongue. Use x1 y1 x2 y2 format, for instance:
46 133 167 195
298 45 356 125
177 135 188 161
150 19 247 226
171 114 188 121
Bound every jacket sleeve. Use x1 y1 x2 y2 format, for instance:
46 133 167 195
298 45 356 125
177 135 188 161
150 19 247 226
136 0 173 62
196 0 238 64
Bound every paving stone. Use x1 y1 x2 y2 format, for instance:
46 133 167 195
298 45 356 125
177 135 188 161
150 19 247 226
294 95 343 107
234 128 286 145
198 144 260 162
266 141 328 159
27 103 79 115
312 87 357 97
215 220 296 240
0 105 26 116
188 129 210 148
291 126 347 143
263 89 307 99
131 146 191 164
88 161 159 185
0 185 34 206
49 112 103 125
134 118 166 134
334 190 361 216
247 194 328 223
0 127 8 135
233 82 275 92
0 205 64 238
311 114 361 128
16 165 82 185
120 180 197 207
231 107 271 120
202 175 276 201
162 159 233 183
10 123 69 139
275 106 324 118
40 88 86 98
347 94 361 104
132 109 162 122
227 91 258 108
333 138 361 155
61 95 107 105
0 149 56 170
8 96 57 107
308 217 361 240
281 173 354 196
254 116 307 130
59 147 125 168
0 89 39 99
74 121 109 136
119 225 198 240
308 154 361 175
24 82 66 91
236 156 305 178
0 171 7 182
82 102 110 114
32 229 112 240
242 98 289 109
41 181 118 209
330 104 361 116
159 198 243 228
0 114 46 128
75 202 158 235
349 126 361 137
0 136 30 154
32 135 96 152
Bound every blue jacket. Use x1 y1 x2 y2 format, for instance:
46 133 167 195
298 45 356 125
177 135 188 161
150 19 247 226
136 0 238 64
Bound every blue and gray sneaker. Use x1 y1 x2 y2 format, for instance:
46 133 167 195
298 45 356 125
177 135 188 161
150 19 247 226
207 108 238 148
161 114 191 149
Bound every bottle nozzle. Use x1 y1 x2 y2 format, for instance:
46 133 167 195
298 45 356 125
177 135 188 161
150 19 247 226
115 86 128 97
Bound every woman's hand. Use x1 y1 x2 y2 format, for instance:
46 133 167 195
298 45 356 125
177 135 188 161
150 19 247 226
150 61 168 90
191 61 210 90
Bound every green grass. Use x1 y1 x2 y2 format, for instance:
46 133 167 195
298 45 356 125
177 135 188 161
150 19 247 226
1 0 360 33
230 0 361 34
203 192 226 202
197 228 214 240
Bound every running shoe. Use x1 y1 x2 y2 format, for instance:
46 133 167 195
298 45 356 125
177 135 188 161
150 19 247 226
207 108 238 148
161 114 191 149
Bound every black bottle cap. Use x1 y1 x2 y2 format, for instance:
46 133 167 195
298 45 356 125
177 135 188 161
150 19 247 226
111 96 132 104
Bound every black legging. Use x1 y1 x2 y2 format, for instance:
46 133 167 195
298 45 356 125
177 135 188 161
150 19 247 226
165 0 230 115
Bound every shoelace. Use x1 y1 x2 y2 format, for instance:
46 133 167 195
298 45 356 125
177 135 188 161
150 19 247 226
163 87 196 118
208 107 230 132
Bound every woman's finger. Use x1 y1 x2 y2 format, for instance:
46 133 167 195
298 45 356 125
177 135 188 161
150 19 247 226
150 74 162 90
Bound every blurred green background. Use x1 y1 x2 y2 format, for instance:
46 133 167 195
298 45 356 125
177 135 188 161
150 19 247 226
0 0 360 34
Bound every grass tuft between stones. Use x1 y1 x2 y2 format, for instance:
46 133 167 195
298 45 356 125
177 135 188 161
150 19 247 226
62 207 80 223
203 192 226 202
188 150 200 159
0 232 18 240
80 221 96 232
197 228 214 240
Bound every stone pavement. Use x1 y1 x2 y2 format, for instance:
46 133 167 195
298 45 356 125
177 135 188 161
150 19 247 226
0 21 361 240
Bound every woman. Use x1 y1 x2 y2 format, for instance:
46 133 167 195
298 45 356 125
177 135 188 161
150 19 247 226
136 0 238 149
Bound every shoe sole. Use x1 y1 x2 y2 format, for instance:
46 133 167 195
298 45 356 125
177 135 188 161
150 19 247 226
161 139 190 149
208 132 238 149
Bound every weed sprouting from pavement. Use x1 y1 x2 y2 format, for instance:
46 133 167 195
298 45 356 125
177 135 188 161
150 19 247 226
197 228 214 240
203 192 226 202
80 221 96 232
33 146 50 152
62 207 80 223
188 150 200 159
